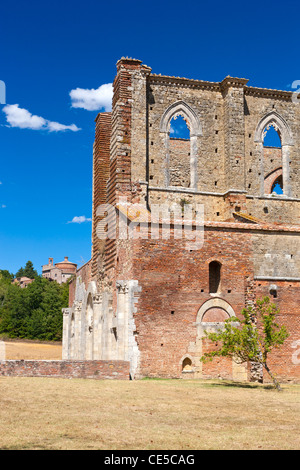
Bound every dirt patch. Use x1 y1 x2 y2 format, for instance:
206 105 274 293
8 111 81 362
3 341 62 360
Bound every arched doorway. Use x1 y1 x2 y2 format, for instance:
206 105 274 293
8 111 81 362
192 298 246 380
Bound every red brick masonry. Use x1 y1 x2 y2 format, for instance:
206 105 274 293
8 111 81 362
0 360 130 380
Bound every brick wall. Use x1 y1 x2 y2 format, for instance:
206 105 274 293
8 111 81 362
116 222 300 382
255 280 300 384
169 138 191 187
0 360 130 380
105 58 144 278
69 260 91 307
263 146 282 180
130 226 253 378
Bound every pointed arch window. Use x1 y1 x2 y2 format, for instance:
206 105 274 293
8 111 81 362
160 101 202 190
254 112 293 197
263 124 283 195
169 115 191 187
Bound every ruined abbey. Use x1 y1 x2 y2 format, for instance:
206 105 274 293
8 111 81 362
62 58 300 383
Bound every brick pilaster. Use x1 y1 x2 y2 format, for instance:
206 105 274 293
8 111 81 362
92 112 111 280
221 77 248 191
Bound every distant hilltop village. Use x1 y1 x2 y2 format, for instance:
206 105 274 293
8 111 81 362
13 257 77 288
42 257 77 284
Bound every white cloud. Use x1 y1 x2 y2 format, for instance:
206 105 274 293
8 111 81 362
47 121 80 132
1 204 6 208
2 104 81 132
70 83 113 111
3 104 46 130
68 216 92 224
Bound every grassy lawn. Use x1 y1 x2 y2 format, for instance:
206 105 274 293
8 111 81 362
0 377 299 450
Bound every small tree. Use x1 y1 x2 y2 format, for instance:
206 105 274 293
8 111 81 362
15 267 24 278
15 261 38 279
23 261 38 279
200 297 289 391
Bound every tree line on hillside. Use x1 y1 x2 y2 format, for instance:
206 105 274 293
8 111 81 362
0 261 70 341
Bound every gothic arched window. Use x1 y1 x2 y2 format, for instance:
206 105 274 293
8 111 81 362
160 101 202 190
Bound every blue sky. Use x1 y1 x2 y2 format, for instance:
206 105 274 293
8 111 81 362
0 0 298 274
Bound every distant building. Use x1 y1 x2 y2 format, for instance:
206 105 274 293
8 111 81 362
42 257 77 284
12 277 34 288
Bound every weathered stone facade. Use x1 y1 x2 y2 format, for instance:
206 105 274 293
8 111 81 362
63 58 300 383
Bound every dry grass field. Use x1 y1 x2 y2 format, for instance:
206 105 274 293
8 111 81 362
0 377 299 450
2 340 62 360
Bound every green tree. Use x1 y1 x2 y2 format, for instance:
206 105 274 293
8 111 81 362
0 277 69 341
0 283 28 337
0 271 13 309
23 261 38 279
15 261 38 279
200 297 289 391
15 267 24 278
0 270 14 281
